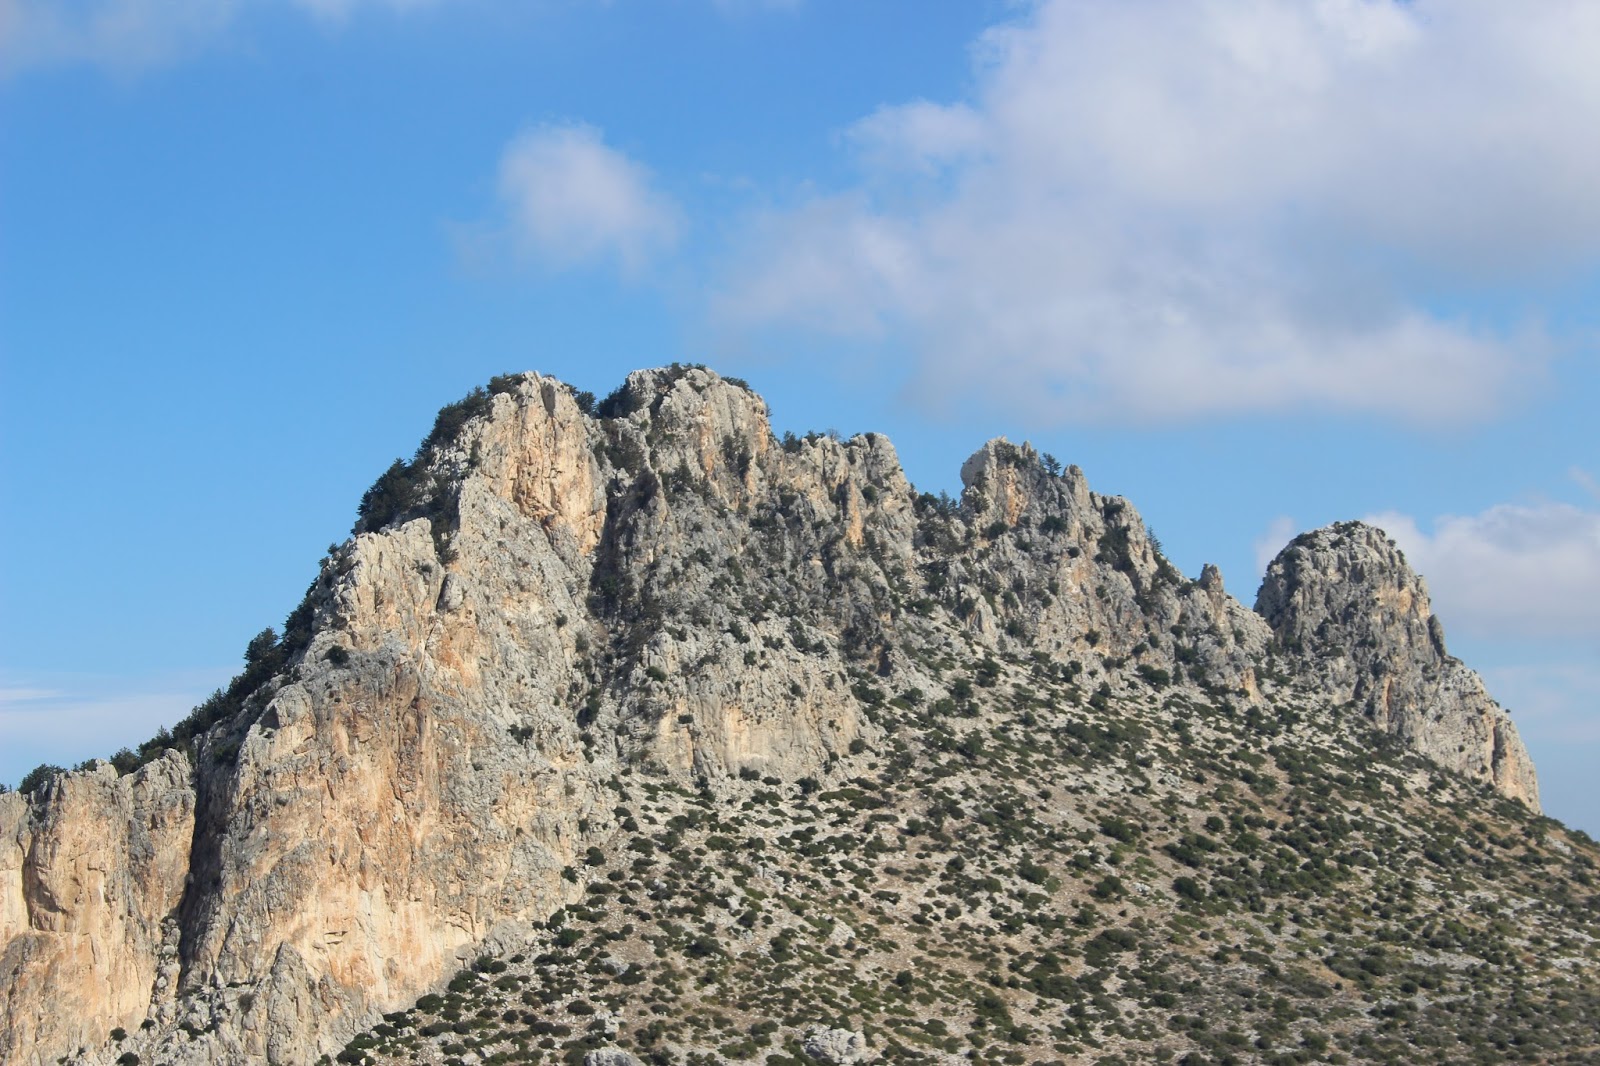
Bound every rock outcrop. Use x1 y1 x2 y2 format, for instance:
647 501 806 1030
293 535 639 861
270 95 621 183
0 752 194 1060
1256 521 1539 810
802 1026 871 1064
0 368 1542 1065
947 438 1273 694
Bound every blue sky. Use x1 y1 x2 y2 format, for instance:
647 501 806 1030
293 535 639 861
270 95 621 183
2 0 1596 833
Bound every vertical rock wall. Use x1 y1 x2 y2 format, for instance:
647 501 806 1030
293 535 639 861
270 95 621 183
0 753 194 1065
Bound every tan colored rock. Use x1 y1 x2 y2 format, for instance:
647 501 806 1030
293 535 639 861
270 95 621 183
0 752 194 1066
476 377 608 557
65 368 906 1062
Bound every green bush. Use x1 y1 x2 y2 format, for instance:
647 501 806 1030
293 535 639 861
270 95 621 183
1136 664 1171 688
18 764 64 795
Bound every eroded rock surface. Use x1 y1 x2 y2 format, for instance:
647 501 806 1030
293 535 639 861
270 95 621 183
803 1027 871 1065
0 752 194 1062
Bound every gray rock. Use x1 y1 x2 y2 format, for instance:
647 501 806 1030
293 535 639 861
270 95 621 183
584 1049 643 1066
1257 521 1539 809
804 1026 871 1064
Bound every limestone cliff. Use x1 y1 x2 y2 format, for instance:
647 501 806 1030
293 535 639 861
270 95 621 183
0 752 193 1060
0 368 1542 1066
1256 521 1539 810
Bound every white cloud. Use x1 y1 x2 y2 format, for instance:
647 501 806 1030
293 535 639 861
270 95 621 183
495 123 682 276
1364 499 1600 642
1253 514 1299 575
0 0 239 74
717 0 1600 424
847 100 987 173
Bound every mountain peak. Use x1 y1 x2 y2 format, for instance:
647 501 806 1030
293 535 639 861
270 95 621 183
1257 519 1539 809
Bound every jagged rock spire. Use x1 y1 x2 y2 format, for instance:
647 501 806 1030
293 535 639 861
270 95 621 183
1257 521 1539 810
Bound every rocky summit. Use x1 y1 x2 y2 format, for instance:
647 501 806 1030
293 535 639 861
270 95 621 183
2 367 1594 1066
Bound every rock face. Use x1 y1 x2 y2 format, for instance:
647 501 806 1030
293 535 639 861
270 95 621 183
947 438 1273 695
1256 521 1539 810
0 752 194 1061
0 368 1541 1065
583 1050 643 1066
803 1026 870 1064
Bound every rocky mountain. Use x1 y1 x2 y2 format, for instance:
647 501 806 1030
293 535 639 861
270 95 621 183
1255 524 1538 808
1 367 1591 1066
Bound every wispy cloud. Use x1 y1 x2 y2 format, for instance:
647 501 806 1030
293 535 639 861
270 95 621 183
0 0 453 75
1481 661 1600 744
709 0 803 12
491 123 683 277
0 686 64 702
288 0 449 23
0 669 230 785
1571 466 1600 504
0 0 800 75
716 0 1600 425
0 0 240 75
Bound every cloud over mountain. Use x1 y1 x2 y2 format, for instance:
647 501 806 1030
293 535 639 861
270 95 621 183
1366 497 1600 643
495 124 683 276
717 0 1600 424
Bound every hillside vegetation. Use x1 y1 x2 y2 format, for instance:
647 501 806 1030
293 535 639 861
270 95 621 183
339 634 1600 1066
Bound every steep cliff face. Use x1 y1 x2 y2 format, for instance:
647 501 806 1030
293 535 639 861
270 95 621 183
1256 521 1539 810
1 368 906 1064
148 367 886 1062
0 368 1543 1066
0 752 194 1061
